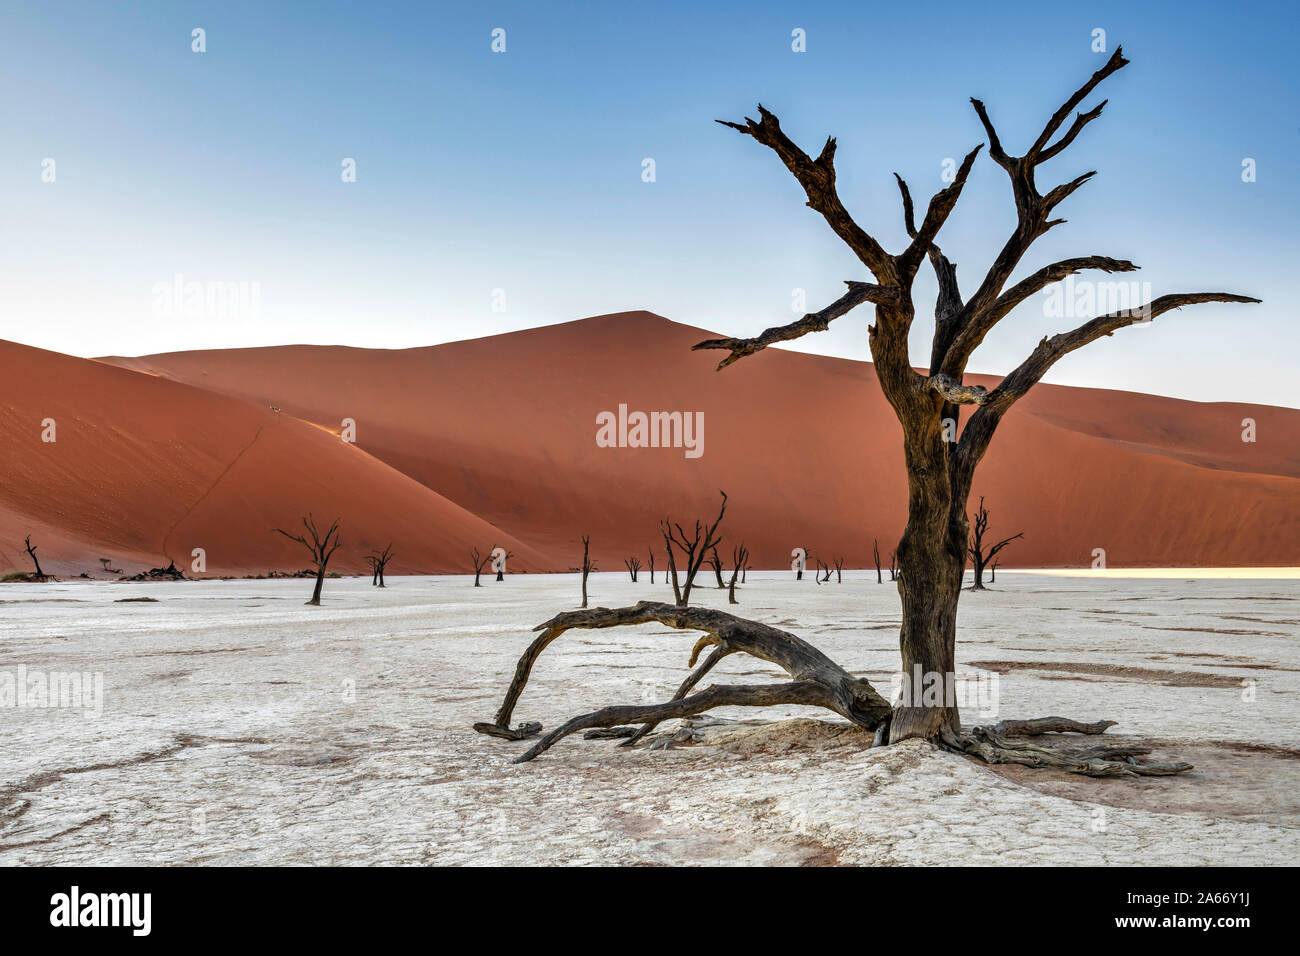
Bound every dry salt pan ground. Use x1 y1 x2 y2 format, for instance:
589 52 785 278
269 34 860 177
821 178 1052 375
1 571 1297 866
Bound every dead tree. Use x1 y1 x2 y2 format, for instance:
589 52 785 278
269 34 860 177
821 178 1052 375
790 546 807 580
815 558 832 584
833 557 845 583
578 535 595 608
647 547 656 584
708 547 725 588
990 560 999 583
477 50 1249 775
22 536 48 581
659 491 727 607
873 539 882 583
889 549 899 583
272 515 341 605
470 547 493 587
726 543 749 604
491 546 512 582
624 556 641 582
967 497 1023 590
368 543 394 587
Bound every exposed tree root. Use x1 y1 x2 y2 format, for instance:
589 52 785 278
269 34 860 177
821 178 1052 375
942 722 1193 777
471 602 893 762
986 716 1116 737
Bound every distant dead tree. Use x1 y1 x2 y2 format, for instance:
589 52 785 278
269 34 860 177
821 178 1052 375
647 547 655 584
272 515 341 606
968 497 1023 591
873 539 883 583
833 557 845 583
660 491 727 607
727 543 749 604
624 556 641 582
889 549 899 583
98 557 122 575
22 536 48 581
990 560 999 584
708 546 726 588
578 535 596 608
367 543 394 587
815 558 832 584
491 546 512 582
790 546 807 581
470 547 494 587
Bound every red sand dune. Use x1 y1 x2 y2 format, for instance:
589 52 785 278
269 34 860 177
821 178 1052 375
0 340 547 577
64 310 1300 574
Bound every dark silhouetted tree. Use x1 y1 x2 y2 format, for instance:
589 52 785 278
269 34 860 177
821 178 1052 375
968 497 1022 590
273 515 341 606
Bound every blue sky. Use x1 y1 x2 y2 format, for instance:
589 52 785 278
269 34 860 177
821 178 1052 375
1 0 1295 406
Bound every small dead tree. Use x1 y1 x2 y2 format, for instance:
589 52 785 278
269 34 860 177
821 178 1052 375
990 560 999 583
22 536 48 581
272 515 341 606
708 547 725 588
833 557 845 583
624 556 641 582
967 496 1023 591
368 543 394 587
726 543 749 604
815 558 832 584
470 547 493 587
889 549 899 583
491 546 512 582
578 535 596 608
791 546 807 580
660 491 727 607
873 539 883 583
647 547 655 584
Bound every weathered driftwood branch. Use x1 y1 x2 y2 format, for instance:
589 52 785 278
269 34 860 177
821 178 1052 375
942 724 1192 777
471 602 893 761
928 373 986 406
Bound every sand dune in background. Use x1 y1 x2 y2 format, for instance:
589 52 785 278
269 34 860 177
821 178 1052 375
0 340 546 576
75 310 1300 573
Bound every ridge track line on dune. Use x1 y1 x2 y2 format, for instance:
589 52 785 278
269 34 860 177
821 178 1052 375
159 422 270 564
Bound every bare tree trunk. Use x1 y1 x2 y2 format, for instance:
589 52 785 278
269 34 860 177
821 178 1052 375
873 538 882 583
22 536 47 581
647 548 655 584
579 535 593 608
726 543 748 604
309 567 326 606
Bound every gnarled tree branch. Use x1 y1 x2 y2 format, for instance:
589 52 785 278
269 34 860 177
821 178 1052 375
717 106 895 282
693 281 897 370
